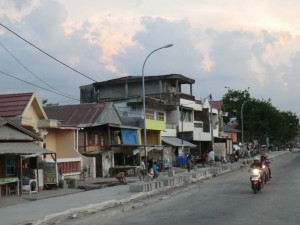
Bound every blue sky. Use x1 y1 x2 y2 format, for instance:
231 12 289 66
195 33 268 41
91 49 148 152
1 0 300 116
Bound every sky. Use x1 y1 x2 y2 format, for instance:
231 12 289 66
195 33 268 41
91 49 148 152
1 0 300 116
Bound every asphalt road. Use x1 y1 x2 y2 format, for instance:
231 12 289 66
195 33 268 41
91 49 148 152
43 151 300 225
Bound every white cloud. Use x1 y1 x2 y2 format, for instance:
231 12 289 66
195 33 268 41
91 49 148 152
1 0 300 115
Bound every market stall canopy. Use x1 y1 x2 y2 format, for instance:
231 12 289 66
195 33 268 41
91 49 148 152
133 146 164 155
233 144 240 150
161 137 197 148
0 142 53 154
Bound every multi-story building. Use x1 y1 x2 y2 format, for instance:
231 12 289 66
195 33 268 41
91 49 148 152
79 74 228 163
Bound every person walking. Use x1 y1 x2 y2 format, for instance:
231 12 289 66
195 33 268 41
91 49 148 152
138 157 146 180
153 162 160 179
186 154 192 172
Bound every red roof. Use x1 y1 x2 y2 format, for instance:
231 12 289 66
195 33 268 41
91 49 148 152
211 100 225 111
0 92 33 117
44 103 108 127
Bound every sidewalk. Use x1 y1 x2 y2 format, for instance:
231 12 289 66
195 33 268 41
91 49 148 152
0 150 290 225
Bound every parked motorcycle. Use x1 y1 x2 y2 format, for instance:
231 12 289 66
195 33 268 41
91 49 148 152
229 152 239 163
249 168 264 194
221 155 227 164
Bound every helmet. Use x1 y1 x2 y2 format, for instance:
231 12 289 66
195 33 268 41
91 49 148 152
253 156 260 161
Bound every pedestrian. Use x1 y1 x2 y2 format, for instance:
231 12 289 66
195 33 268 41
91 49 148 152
186 154 192 172
202 151 209 166
153 162 159 179
138 157 146 180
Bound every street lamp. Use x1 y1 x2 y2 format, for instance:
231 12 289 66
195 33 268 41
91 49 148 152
142 44 173 168
241 100 250 150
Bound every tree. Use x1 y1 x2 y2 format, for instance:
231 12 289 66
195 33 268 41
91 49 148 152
280 111 299 144
222 88 251 124
41 99 59 106
222 88 299 148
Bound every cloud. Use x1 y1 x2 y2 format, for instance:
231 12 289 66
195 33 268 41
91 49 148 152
0 0 40 23
1 0 300 116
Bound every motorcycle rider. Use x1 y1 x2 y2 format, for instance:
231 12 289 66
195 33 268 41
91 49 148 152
250 156 264 182
261 152 272 178
250 156 262 169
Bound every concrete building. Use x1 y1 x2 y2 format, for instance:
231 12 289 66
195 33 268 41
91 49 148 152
44 102 140 178
79 74 228 164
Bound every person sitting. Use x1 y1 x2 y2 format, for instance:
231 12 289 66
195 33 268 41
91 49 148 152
250 156 262 169
148 166 154 180
116 171 128 184
250 156 266 182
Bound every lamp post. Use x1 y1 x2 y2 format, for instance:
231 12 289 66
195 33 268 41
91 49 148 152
142 44 173 168
209 94 214 151
241 100 250 150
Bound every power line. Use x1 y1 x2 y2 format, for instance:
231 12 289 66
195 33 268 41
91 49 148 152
0 23 98 82
0 23 153 101
0 41 79 99
0 69 80 101
0 23 178 103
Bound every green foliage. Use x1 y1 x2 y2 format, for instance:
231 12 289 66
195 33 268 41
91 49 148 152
42 99 59 106
222 88 299 147
222 88 251 123
42 99 48 105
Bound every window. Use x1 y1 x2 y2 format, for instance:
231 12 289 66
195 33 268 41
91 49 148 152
6 155 16 176
194 122 203 128
181 108 192 122
146 110 155 120
58 161 80 174
156 112 165 121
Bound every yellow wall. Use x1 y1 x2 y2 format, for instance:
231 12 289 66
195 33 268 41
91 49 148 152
139 119 165 145
45 130 57 153
22 104 41 128
145 119 166 130
147 130 161 145
45 129 80 159
141 130 161 145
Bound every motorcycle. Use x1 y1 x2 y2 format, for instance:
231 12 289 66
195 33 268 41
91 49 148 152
229 152 239 163
249 168 264 194
221 155 227 164
261 162 270 184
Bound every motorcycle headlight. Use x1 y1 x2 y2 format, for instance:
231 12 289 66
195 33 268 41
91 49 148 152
252 168 260 175
262 165 266 169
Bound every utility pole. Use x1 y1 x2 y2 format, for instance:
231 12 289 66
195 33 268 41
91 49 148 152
209 94 214 151
241 100 250 150
180 104 184 167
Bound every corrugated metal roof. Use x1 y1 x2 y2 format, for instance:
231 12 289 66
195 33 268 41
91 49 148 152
0 92 33 117
0 117 42 141
161 136 197 148
44 103 108 127
223 124 240 133
92 74 195 87
211 100 225 111
0 142 52 154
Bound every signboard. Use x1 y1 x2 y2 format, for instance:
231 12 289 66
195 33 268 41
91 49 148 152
38 162 57 184
214 143 225 156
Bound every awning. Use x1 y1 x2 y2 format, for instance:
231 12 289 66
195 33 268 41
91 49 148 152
161 137 197 148
233 144 240 150
133 146 164 155
0 142 53 155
